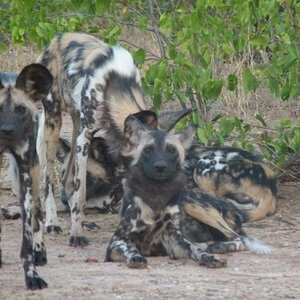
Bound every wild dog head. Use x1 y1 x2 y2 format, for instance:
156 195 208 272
0 64 53 150
124 113 195 182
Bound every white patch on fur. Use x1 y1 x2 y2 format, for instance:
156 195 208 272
111 46 140 81
226 152 239 160
15 141 30 160
44 184 59 228
85 194 111 209
33 219 45 251
67 61 78 76
134 196 154 225
227 199 256 211
242 237 272 255
37 105 46 175
85 46 140 105
72 76 86 111
165 205 180 215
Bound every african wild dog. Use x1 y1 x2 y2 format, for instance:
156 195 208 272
53 108 193 214
0 64 53 289
53 136 277 222
105 114 271 269
184 146 277 221
37 33 192 246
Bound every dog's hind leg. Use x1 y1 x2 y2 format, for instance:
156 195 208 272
42 92 62 234
161 223 227 268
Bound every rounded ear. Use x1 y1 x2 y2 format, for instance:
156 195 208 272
158 108 193 132
15 63 53 101
131 110 158 130
124 114 149 145
174 125 196 150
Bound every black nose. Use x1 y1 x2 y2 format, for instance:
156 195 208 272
0 124 16 136
154 161 167 173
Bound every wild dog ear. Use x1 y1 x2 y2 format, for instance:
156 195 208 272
174 125 196 150
15 63 53 101
124 114 149 145
131 110 158 130
158 108 193 132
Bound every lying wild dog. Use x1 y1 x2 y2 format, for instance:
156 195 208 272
54 108 193 214
105 114 271 269
37 32 191 246
0 64 53 289
184 146 277 221
53 135 277 222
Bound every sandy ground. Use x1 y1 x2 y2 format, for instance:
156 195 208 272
0 182 300 300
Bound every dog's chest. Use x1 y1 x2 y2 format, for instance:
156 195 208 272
129 196 180 243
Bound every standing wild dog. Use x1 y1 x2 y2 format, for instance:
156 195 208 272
184 146 277 221
37 33 191 246
0 65 53 289
105 115 271 268
37 32 147 246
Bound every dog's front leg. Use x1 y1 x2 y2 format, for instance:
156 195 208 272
105 206 147 268
162 223 227 268
18 156 47 289
68 128 99 247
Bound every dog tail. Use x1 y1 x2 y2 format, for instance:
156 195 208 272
183 199 272 255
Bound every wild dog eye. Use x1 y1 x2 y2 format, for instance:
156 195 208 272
143 145 154 154
14 105 27 114
166 144 177 154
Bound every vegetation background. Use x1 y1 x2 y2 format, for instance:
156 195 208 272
1 0 300 175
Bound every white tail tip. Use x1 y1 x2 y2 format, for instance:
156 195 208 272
242 237 272 255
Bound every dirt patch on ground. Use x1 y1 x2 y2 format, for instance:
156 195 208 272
0 182 300 300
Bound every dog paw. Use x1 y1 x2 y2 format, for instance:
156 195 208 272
1 205 21 219
199 254 227 268
25 274 48 290
69 235 89 247
46 225 63 234
82 221 100 232
127 255 147 269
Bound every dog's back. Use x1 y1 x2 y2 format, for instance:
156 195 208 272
184 145 277 221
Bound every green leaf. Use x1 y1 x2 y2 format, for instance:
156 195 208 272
280 83 292 100
175 90 186 103
95 0 110 15
243 68 259 93
227 74 238 91
202 79 223 100
133 48 145 66
197 128 208 145
289 84 300 98
279 119 292 128
0 42 8 53
249 35 269 49
105 25 121 40
255 114 267 127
